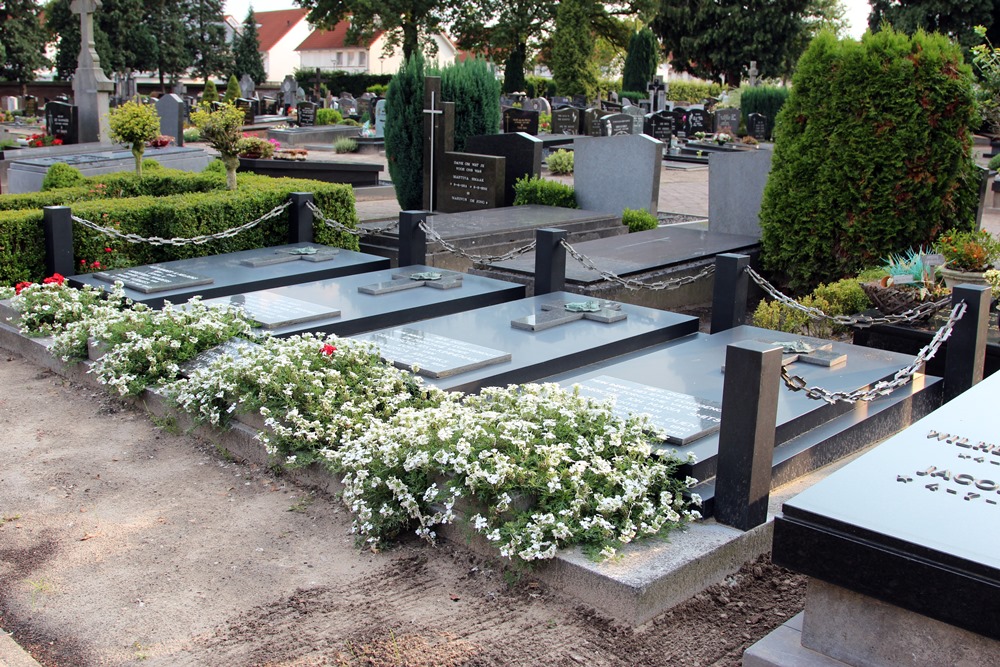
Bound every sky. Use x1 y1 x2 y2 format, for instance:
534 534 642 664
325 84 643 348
222 0 873 42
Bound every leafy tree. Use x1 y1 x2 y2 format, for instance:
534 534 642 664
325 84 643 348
384 53 425 209
298 0 448 62
145 0 191 92
109 99 161 177
202 78 219 103
652 0 810 85
0 0 49 93
550 0 599 99
186 0 231 81
191 103 246 189
622 27 658 92
233 8 266 85
868 0 995 50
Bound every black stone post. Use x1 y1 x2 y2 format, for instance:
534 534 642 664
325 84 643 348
43 206 75 277
714 340 782 530
710 253 750 334
288 192 314 244
398 210 429 267
534 228 567 295
944 284 991 403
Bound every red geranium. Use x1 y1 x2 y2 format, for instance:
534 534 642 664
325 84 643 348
321 344 337 356
14 281 33 295
42 273 65 286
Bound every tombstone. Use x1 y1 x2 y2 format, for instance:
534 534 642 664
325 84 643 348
550 107 579 135
601 100 622 113
499 95 516 108
672 107 688 138
434 152 506 213
687 108 711 136
171 81 187 96
573 134 663 215
280 74 298 107
572 94 590 107
261 96 277 116
600 113 634 136
358 92 376 119
501 107 539 135
297 101 317 127
748 112 769 141
622 105 645 135
338 96 357 115
156 94 185 147
747 60 759 87
422 76 453 211
44 101 79 145
374 98 387 138
235 98 254 125
581 107 603 137
714 108 741 135
708 146 774 239
239 73 255 100
526 97 551 114
23 95 38 116
70 0 113 142
296 86 306 101
551 96 571 108
465 132 543 207
643 111 675 143
646 77 667 113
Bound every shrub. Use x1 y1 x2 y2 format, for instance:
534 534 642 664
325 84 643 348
989 154 1000 172
366 83 388 95
526 76 556 98
293 70 392 97
667 81 724 103
619 90 647 104
316 108 343 126
190 104 246 190
340 118 360 127
622 208 658 233
236 136 275 159
183 127 202 143
108 99 161 177
385 53 425 210
752 278 871 337
513 176 577 208
333 137 358 153
224 74 241 103
203 159 226 174
41 163 86 191
545 149 574 174
201 79 219 104
759 29 980 291
436 57 501 151
551 0 599 99
739 85 789 140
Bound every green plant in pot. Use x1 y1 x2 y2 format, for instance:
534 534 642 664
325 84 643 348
860 247 947 316
933 228 1000 288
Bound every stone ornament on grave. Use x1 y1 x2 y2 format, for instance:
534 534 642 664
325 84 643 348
358 270 464 295
511 300 627 332
374 99 387 138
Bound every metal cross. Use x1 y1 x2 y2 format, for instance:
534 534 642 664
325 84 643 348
423 91 442 211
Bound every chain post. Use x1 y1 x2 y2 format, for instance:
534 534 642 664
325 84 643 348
535 229 567 295
399 211 429 267
288 193 314 244
43 206 76 277
710 253 750 333
944 285 991 402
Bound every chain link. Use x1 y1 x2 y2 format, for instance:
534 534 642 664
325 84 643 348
746 265 950 327
306 200 397 236
418 220 538 264
780 301 967 404
560 238 716 291
71 201 292 247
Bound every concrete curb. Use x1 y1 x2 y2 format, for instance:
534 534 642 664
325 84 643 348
0 629 44 667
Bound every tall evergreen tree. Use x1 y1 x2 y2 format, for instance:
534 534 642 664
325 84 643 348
550 0 599 99
622 27 658 92
384 53 426 209
435 57 501 151
186 0 231 81
868 0 995 50
233 8 266 84
0 0 50 93
146 0 192 92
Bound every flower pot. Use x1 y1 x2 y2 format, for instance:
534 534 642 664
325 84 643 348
938 266 991 289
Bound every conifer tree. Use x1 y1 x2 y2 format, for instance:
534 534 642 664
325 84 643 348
622 28 658 93
385 53 426 209
550 0 599 99
233 9 267 85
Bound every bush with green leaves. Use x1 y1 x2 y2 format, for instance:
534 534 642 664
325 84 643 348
183 127 202 143
236 136 275 159
385 53 426 210
739 86 789 140
666 81 724 104
41 163 86 191
513 176 577 208
545 149 574 174
108 99 162 178
622 208 658 233
316 108 343 126
551 0 599 99
435 57 501 152
752 277 872 338
201 79 219 104
759 29 980 291
190 104 246 190
224 74 240 103
333 137 358 153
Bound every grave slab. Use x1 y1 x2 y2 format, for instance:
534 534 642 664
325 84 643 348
69 242 390 309
350 291 699 393
198 265 524 338
543 325 943 506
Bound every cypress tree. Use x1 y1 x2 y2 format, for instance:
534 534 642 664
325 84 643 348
233 9 267 85
622 28 659 94
550 0 598 99
224 74 241 102
438 57 501 152
385 53 426 210
202 78 219 103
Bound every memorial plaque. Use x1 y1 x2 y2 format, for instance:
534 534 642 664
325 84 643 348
749 112 769 141
437 153 505 213
600 113 634 136
297 101 317 127
465 132 543 207
550 107 579 135
502 107 540 135
45 101 79 144
180 337 259 376
362 328 511 378
687 108 710 135
217 291 341 329
582 108 603 137
574 375 722 445
95 265 214 294
239 245 340 267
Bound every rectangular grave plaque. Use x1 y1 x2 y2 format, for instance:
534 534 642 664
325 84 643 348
362 328 511 378
437 153 505 213
180 337 259 376
217 292 340 329
575 375 722 445
95 265 214 294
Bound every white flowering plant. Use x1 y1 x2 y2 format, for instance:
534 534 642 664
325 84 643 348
334 383 701 563
166 333 451 468
11 275 110 337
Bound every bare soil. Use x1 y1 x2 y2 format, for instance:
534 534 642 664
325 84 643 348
0 353 805 667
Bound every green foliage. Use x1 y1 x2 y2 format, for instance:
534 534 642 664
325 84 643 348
366 83 388 95
333 137 358 153
340 118 361 127
752 278 871 337
183 127 202 142
526 75 556 98
436 57 502 151
934 228 1000 271
41 164 86 191
619 90 647 103
141 159 162 171
224 74 241 103
740 86 790 139
513 176 578 208
0 0 51 85
545 149 574 174
316 108 344 125
108 99 162 178
622 208 658 233
202 79 219 104
236 136 275 158
296 0 446 61
232 8 266 85
294 70 393 98
869 0 994 51
665 81 725 103
190 104 247 190
385 53 426 210
623 28 659 94
551 0 599 99
503 47 527 94
990 154 1000 172
759 29 980 291
187 0 231 81
203 159 226 174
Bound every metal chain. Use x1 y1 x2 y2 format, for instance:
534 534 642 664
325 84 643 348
71 201 291 247
781 301 967 404
746 265 950 327
561 238 716 291
306 200 397 236
418 220 537 264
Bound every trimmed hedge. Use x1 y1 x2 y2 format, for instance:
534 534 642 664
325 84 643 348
294 70 393 98
513 176 578 208
759 29 980 291
0 173 359 285
740 86 790 139
667 81 724 104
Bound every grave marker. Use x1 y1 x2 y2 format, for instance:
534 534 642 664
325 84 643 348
238 245 340 267
465 132 543 207
687 108 710 135
502 107 540 135
510 300 626 331
574 134 663 214
365 328 512 378
156 94 185 146
358 270 463 295
437 152 505 212
644 111 674 143
715 108 741 135
239 73 255 99
672 107 688 138
235 98 254 125
550 107 579 135
374 99 387 137
748 112 769 141
600 113 634 136
23 95 38 116
45 101 79 144
222 291 341 329
622 105 645 135
94 265 214 293
297 101 317 127
582 107 603 136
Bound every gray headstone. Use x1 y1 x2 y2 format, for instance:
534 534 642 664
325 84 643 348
527 97 551 114
600 112 634 136
622 105 645 135
374 99 387 138
707 145 773 239
156 94 185 147
574 134 663 215
715 108 741 135
465 132 543 207
338 96 356 115
70 0 113 142
280 74 298 107
550 107 579 135
239 73 255 99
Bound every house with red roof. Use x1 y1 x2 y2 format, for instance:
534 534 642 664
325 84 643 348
243 8 313 82
296 21 459 76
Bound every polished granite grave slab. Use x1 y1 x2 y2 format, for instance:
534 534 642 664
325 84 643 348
199 265 525 338
69 243 390 309
543 325 942 498
772 370 1000 641
351 291 699 393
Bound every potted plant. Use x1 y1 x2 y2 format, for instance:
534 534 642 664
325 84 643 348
933 228 1000 287
861 247 947 316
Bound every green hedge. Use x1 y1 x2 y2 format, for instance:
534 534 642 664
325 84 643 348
0 174 359 285
740 86 790 139
667 81 724 103
513 176 577 208
294 70 393 98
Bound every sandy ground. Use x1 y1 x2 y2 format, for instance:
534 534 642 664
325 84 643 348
0 353 806 667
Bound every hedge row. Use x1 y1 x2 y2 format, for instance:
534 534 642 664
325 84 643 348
0 173 359 285
293 70 393 98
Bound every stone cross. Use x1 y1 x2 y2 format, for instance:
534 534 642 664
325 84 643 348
358 270 463 295
646 77 666 113
748 61 759 87
238 245 340 268
71 0 113 142
511 300 627 332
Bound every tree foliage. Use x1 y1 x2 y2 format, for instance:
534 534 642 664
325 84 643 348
622 27 659 92
434 57 500 151
224 74 241 102
202 78 219 103
0 0 49 87
759 29 980 291
551 0 599 99
384 53 426 209
652 0 810 85
191 104 246 190
233 8 266 85
868 0 995 50
186 0 231 81
109 99 161 177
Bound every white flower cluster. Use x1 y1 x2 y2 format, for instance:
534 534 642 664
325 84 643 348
12 280 109 337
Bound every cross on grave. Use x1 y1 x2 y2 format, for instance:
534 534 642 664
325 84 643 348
423 85 444 210
646 77 666 113
748 61 759 87
238 245 340 268
511 300 627 332
357 270 464 295
312 68 323 101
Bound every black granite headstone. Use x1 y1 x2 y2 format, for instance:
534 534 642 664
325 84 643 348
44 101 78 144
748 112 769 141
582 108 603 137
94 265 214 294
600 113 633 136
235 98 254 125
437 153 506 213
502 107 540 135
672 107 688 138
23 95 38 116
687 108 710 135
465 132 543 207
550 107 579 135
644 112 675 142
297 101 317 127
715 108 741 135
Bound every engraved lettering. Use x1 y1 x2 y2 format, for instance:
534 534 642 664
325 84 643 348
976 479 998 491
954 473 975 485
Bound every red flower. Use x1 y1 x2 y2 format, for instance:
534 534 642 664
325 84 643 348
321 344 337 356
104 247 113 253
14 281 33 295
53 138 63 146
91 261 102 269
43 273 65 286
